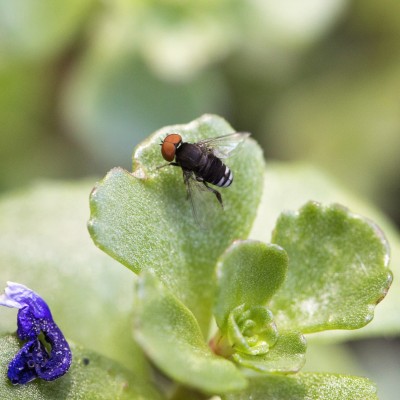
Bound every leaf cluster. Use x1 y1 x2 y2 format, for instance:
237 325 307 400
0 115 394 399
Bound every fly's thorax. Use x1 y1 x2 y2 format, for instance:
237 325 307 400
175 143 205 170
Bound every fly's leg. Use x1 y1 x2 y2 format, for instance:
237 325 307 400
183 170 194 200
201 181 224 209
156 162 180 170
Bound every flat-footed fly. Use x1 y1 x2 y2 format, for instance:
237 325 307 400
159 132 249 223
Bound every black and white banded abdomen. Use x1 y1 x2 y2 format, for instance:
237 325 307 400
198 154 233 188
213 164 233 187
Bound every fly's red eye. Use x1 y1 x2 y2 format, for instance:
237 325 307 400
161 141 176 161
161 134 182 162
164 134 182 145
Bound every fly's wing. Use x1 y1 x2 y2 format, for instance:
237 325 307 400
196 132 250 159
183 170 222 229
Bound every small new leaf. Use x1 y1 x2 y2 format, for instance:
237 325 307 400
214 240 288 330
232 331 306 373
227 304 278 356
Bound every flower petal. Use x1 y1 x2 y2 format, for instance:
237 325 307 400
0 282 52 320
7 339 49 385
35 324 72 381
0 282 72 384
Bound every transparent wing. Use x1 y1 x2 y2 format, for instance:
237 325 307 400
183 170 223 230
196 132 250 159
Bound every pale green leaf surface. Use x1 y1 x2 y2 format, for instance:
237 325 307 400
0 180 149 377
0 334 163 400
250 163 400 338
89 114 264 333
133 272 247 394
214 240 288 330
223 372 378 400
232 331 306 373
269 201 391 333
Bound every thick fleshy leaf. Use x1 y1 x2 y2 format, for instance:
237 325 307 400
89 114 264 333
0 180 149 378
0 334 163 400
232 331 306 373
269 201 392 333
250 163 400 339
214 240 288 330
133 272 247 394
222 372 378 400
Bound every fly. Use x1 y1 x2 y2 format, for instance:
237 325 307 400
158 132 249 223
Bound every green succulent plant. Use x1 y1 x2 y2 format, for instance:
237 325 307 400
0 115 393 399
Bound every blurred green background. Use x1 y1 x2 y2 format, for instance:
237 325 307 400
1 0 399 219
0 0 399 399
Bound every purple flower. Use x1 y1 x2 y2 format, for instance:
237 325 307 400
0 282 72 384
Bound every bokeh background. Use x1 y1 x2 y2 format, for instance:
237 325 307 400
1 0 399 399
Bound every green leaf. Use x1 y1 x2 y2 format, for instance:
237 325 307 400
214 240 288 330
232 331 306 373
89 114 264 333
0 180 149 377
133 272 247 394
250 162 400 339
0 334 163 400
222 372 378 400
269 201 392 333
227 304 278 356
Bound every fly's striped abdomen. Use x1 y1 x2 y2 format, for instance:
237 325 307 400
198 153 233 188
